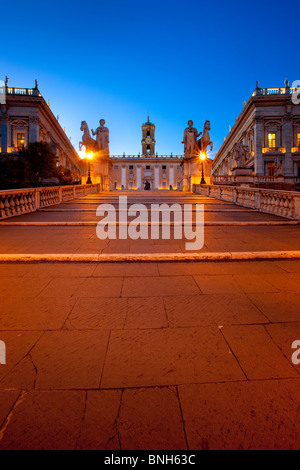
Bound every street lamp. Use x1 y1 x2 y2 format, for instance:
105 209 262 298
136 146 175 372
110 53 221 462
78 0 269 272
200 152 206 184
86 151 93 184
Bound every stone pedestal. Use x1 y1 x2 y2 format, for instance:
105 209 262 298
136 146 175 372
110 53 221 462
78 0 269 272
231 168 253 185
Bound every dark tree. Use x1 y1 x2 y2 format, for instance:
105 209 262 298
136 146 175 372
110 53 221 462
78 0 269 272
19 142 58 187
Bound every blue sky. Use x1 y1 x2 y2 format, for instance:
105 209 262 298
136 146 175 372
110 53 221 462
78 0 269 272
1 0 298 156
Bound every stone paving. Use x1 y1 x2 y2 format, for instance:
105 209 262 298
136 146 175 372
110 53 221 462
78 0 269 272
0 191 299 449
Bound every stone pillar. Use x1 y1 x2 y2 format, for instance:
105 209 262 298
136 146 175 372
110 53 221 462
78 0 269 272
154 166 159 189
121 166 126 189
182 160 189 192
169 166 174 188
282 115 293 176
0 118 8 152
254 117 264 176
29 116 39 143
136 166 141 189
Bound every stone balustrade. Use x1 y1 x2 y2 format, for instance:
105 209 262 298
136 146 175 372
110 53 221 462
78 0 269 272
193 184 300 220
213 175 299 185
0 184 100 220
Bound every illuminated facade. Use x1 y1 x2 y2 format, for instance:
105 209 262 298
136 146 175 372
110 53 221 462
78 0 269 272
0 83 82 177
107 118 184 190
213 82 300 185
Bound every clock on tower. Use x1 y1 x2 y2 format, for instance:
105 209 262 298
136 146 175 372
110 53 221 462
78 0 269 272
141 117 156 156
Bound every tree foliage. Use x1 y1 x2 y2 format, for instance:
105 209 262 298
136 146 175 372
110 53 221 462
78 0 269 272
0 142 78 189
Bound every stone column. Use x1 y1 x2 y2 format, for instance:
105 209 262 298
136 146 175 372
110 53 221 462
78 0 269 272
282 115 293 176
29 116 39 143
136 166 141 189
121 166 126 189
154 166 159 189
0 118 8 152
169 166 174 188
254 117 264 175
182 160 189 192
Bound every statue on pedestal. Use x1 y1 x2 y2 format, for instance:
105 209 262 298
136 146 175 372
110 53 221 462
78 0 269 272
197 120 213 155
92 119 110 155
274 157 283 177
79 119 110 156
79 121 97 153
182 120 201 157
233 141 250 168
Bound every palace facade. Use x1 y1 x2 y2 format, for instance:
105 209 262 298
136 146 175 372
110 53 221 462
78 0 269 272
212 82 300 186
88 118 185 190
0 81 82 178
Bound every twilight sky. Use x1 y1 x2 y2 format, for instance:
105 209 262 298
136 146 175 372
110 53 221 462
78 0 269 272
1 0 298 157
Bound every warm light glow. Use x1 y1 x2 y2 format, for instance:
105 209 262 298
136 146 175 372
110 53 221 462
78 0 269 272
200 153 206 161
86 151 93 160
268 133 276 149
78 149 86 159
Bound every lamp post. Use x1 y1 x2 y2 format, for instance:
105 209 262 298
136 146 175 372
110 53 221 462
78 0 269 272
86 151 93 184
200 152 206 184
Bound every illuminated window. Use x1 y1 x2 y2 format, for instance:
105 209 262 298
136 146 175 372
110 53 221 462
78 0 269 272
268 133 276 149
297 132 300 147
17 132 25 148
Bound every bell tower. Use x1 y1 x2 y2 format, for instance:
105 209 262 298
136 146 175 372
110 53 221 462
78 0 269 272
141 117 155 156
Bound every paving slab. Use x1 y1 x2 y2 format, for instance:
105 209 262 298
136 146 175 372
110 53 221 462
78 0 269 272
0 331 43 386
0 391 20 428
266 322 300 373
101 327 245 388
66 297 128 330
247 292 300 322
178 379 300 450
163 294 268 327
122 275 200 297
30 330 110 389
77 390 122 450
221 325 299 379
118 387 186 450
0 391 86 450
0 296 76 330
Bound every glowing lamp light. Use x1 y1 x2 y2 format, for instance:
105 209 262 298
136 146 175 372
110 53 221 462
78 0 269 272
78 149 86 160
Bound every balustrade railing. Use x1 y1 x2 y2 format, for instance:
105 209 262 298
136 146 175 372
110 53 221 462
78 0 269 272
0 183 100 220
111 154 183 159
193 184 300 220
253 86 300 97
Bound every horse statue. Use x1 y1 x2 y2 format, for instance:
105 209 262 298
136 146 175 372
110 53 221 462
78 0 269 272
79 121 97 153
197 120 213 156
